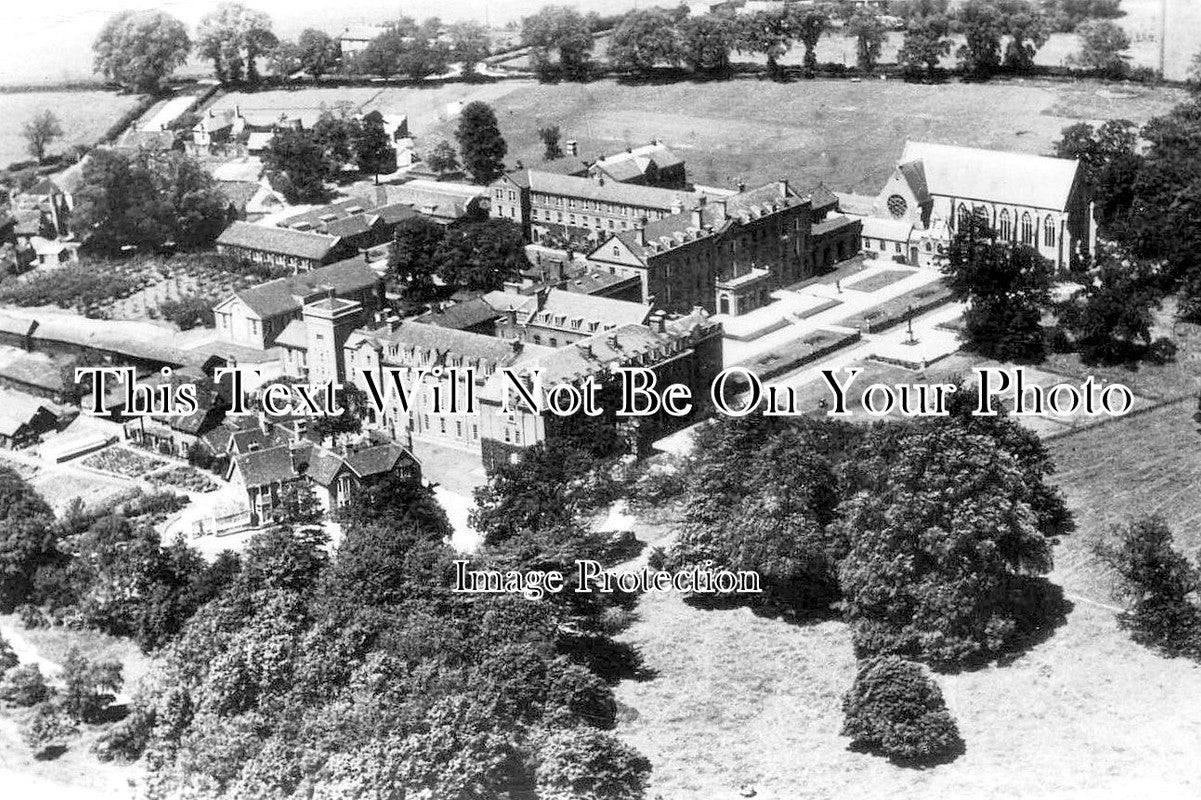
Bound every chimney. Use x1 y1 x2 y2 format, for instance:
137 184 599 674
510 338 523 354
575 341 593 358
566 139 578 156
606 333 619 349
670 195 684 215
649 310 666 333
691 206 704 229
506 308 518 325
636 217 648 246
777 177 790 197
235 104 241 118
714 199 728 220
737 180 746 193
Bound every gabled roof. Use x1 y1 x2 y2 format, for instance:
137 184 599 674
900 141 1080 211
591 142 684 182
504 170 708 210
274 319 309 349
481 288 652 331
117 129 176 151
230 443 310 487
216 180 262 211
343 442 411 479
810 183 839 211
216 221 341 261
896 159 931 205
218 258 379 319
414 298 500 331
348 321 553 369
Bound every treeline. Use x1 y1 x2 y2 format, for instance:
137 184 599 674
513 0 1146 83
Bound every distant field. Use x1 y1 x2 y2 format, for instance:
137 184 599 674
421 77 1185 194
0 90 140 168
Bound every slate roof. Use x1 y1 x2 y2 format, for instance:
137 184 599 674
810 183 839 211
349 321 553 368
508 170 707 210
216 180 262 212
900 141 1079 211
591 143 684 182
216 221 341 261
811 215 860 236
117 129 177 151
220 259 379 319
482 288 651 330
414 298 501 331
344 442 411 479
274 319 309 349
231 443 309 487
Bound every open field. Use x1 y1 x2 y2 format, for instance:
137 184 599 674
423 77 1185 192
0 91 141 168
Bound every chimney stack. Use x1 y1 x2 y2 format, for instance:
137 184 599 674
714 199 728 220
636 217 648 246
575 341 594 358
691 206 704 229
778 177 790 197
670 195 684 215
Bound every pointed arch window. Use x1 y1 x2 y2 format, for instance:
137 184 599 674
1020 212 1034 245
956 203 971 230
1043 215 1056 248
999 209 1011 240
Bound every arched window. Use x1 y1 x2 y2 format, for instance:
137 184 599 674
1044 216 1056 248
1020 212 1033 245
999 209 1011 240
957 203 970 230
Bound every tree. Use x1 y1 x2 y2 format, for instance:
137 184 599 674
0 466 59 612
311 110 357 175
426 139 461 175
389 215 445 296
846 10 888 72
794 6 832 74
841 656 963 761
1094 516 1201 659
22 111 63 164
1069 19 1130 77
296 28 340 78
433 218 526 290
0 663 49 706
92 10 191 93
609 9 682 76
0 633 16 672
534 728 652 800
1043 0 1124 33
836 424 1059 667
679 15 737 76
353 116 396 183
897 15 952 79
1000 0 1050 72
1054 119 1141 232
736 9 799 79
60 648 123 723
522 6 596 81
275 482 323 527
471 442 596 546
455 101 508 185
1056 246 1162 364
954 0 1004 79
262 127 329 203
449 21 491 76
539 126 564 161
941 211 1054 362
24 702 77 758
196 2 276 84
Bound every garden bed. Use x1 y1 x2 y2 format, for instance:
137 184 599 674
149 465 218 493
80 446 167 478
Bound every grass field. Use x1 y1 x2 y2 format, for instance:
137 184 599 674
0 91 141 168
422 77 1185 193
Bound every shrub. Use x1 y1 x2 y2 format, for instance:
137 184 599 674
534 727 651 800
93 706 155 762
158 294 216 330
545 658 617 730
17 603 48 628
60 648 123 723
23 702 77 758
0 663 48 706
1146 337 1178 365
841 656 963 762
0 633 17 672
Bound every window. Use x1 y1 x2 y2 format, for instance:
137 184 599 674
1020 212 1033 245
1044 216 1055 247
956 203 970 230
999 208 1011 240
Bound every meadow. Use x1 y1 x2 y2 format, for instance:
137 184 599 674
0 90 141 168
422 77 1185 194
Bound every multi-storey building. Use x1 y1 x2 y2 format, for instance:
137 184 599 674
484 287 653 347
583 181 862 315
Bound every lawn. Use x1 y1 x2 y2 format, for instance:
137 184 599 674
612 408 1201 800
0 91 141 168
422 77 1185 193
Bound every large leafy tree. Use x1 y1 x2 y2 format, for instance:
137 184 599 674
534 727 652 800
999 0 1050 72
296 28 340 78
897 15 952 79
846 9 888 72
1069 18 1130 77
794 6 833 74
262 127 329 203
196 2 276 84
679 14 737 76
389 215 445 296
449 21 492 76
609 8 682 76
836 423 1059 668
92 10 191 93
353 116 396 183
953 0 1005 79
432 217 525 290
0 466 58 612
455 101 508 185
1056 245 1162 364
736 9 800 79
1054 119 1142 233
941 211 1054 361
521 6 596 81
21 111 63 164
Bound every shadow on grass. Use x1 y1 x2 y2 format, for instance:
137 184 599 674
682 578 843 627
93 702 130 725
560 632 657 684
847 736 967 769
34 744 68 761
